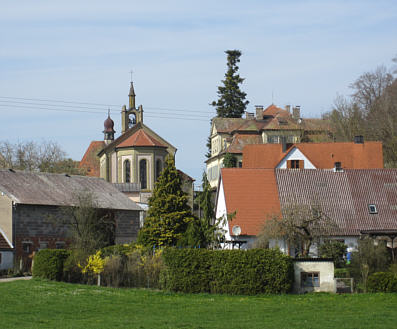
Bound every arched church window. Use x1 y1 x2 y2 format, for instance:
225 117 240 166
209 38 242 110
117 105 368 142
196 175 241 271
139 159 147 190
124 159 131 183
155 159 162 181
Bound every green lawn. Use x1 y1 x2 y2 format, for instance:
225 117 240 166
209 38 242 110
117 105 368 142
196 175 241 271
0 279 396 329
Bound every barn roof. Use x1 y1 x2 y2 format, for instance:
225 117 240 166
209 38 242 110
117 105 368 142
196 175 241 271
0 169 142 211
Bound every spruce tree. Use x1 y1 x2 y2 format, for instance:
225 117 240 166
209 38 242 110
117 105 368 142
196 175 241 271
137 156 195 247
212 50 249 118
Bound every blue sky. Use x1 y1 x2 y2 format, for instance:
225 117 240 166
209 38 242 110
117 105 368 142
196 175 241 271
1 0 396 185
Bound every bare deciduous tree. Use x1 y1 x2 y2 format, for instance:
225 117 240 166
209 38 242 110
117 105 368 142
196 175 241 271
0 140 85 175
255 203 336 257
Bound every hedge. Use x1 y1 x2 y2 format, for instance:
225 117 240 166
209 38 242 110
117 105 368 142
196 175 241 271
162 248 293 295
33 249 71 281
367 272 397 293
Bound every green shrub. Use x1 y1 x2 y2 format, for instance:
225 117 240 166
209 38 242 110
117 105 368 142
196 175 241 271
33 249 70 281
367 272 397 292
334 268 350 278
319 240 347 268
63 249 88 283
162 248 293 295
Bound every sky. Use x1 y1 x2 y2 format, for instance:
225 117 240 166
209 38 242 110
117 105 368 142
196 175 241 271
1 0 396 186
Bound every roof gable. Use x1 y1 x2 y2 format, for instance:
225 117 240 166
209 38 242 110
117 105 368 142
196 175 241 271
118 129 167 148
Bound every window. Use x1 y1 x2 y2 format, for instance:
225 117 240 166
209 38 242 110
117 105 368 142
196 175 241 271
22 242 32 253
238 161 243 168
301 272 320 287
0 252 2 264
155 159 162 181
124 159 131 183
268 135 279 144
139 159 147 190
39 242 48 250
287 160 303 169
369 204 378 214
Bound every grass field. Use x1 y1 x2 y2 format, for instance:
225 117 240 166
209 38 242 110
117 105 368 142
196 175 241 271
0 279 396 329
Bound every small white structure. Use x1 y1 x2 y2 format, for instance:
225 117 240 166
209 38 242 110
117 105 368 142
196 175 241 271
293 259 335 293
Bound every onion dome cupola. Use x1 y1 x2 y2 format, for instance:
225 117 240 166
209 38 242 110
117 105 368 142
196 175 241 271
103 111 115 145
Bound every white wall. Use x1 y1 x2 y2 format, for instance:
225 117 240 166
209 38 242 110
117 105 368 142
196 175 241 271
277 147 316 169
293 260 335 293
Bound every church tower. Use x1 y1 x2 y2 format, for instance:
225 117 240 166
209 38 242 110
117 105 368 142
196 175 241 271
103 111 115 145
121 81 144 134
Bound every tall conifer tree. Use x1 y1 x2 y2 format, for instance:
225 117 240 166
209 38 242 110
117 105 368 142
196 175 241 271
212 50 249 118
137 156 195 247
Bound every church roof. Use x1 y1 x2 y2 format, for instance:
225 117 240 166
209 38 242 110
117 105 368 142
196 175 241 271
118 129 167 148
98 122 176 157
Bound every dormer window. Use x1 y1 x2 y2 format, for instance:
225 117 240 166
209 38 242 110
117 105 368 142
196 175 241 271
368 204 378 214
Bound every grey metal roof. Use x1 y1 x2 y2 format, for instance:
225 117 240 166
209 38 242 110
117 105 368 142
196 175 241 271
0 169 142 211
275 169 397 236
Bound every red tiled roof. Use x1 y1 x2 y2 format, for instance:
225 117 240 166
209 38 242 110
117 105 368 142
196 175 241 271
118 129 167 148
79 141 104 177
243 144 290 168
262 104 290 118
243 142 383 169
297 142 383 169
221 168 281 236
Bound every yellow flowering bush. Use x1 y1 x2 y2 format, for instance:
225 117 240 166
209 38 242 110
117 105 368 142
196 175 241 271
79 251 107 275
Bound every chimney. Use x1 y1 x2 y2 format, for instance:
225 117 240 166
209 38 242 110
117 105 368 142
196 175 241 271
292 106 301 120
334 162 343 172
245 112 254 120
354 135 364 144
285 105 291 113
255 105 264 120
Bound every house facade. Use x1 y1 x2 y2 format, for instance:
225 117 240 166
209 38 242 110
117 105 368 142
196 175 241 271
0 169 142 270
206 104 331 188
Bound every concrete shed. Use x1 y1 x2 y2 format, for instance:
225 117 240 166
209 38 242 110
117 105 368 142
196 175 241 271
293 259 335 293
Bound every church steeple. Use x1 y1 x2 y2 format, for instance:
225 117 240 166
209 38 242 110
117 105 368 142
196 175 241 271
128 81 136 109
122 80 144 134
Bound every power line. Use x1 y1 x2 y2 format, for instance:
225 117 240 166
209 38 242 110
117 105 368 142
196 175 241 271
0 95 215 114
0 103 211 122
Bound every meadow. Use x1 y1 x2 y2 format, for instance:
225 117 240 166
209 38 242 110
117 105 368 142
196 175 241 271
0 279 396 329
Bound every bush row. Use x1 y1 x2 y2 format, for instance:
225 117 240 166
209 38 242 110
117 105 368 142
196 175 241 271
161 248 294 294
367 272 397 292
32 249 71 281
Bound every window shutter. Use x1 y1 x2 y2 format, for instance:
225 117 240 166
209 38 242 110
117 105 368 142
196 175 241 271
287 160 292 169
299 160 304 169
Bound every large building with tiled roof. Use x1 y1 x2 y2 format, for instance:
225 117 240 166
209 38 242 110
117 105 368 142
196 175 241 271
206 104 332 187
216 168 397 255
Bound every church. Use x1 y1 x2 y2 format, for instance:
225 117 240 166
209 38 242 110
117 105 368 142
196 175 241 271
80 82 193 205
